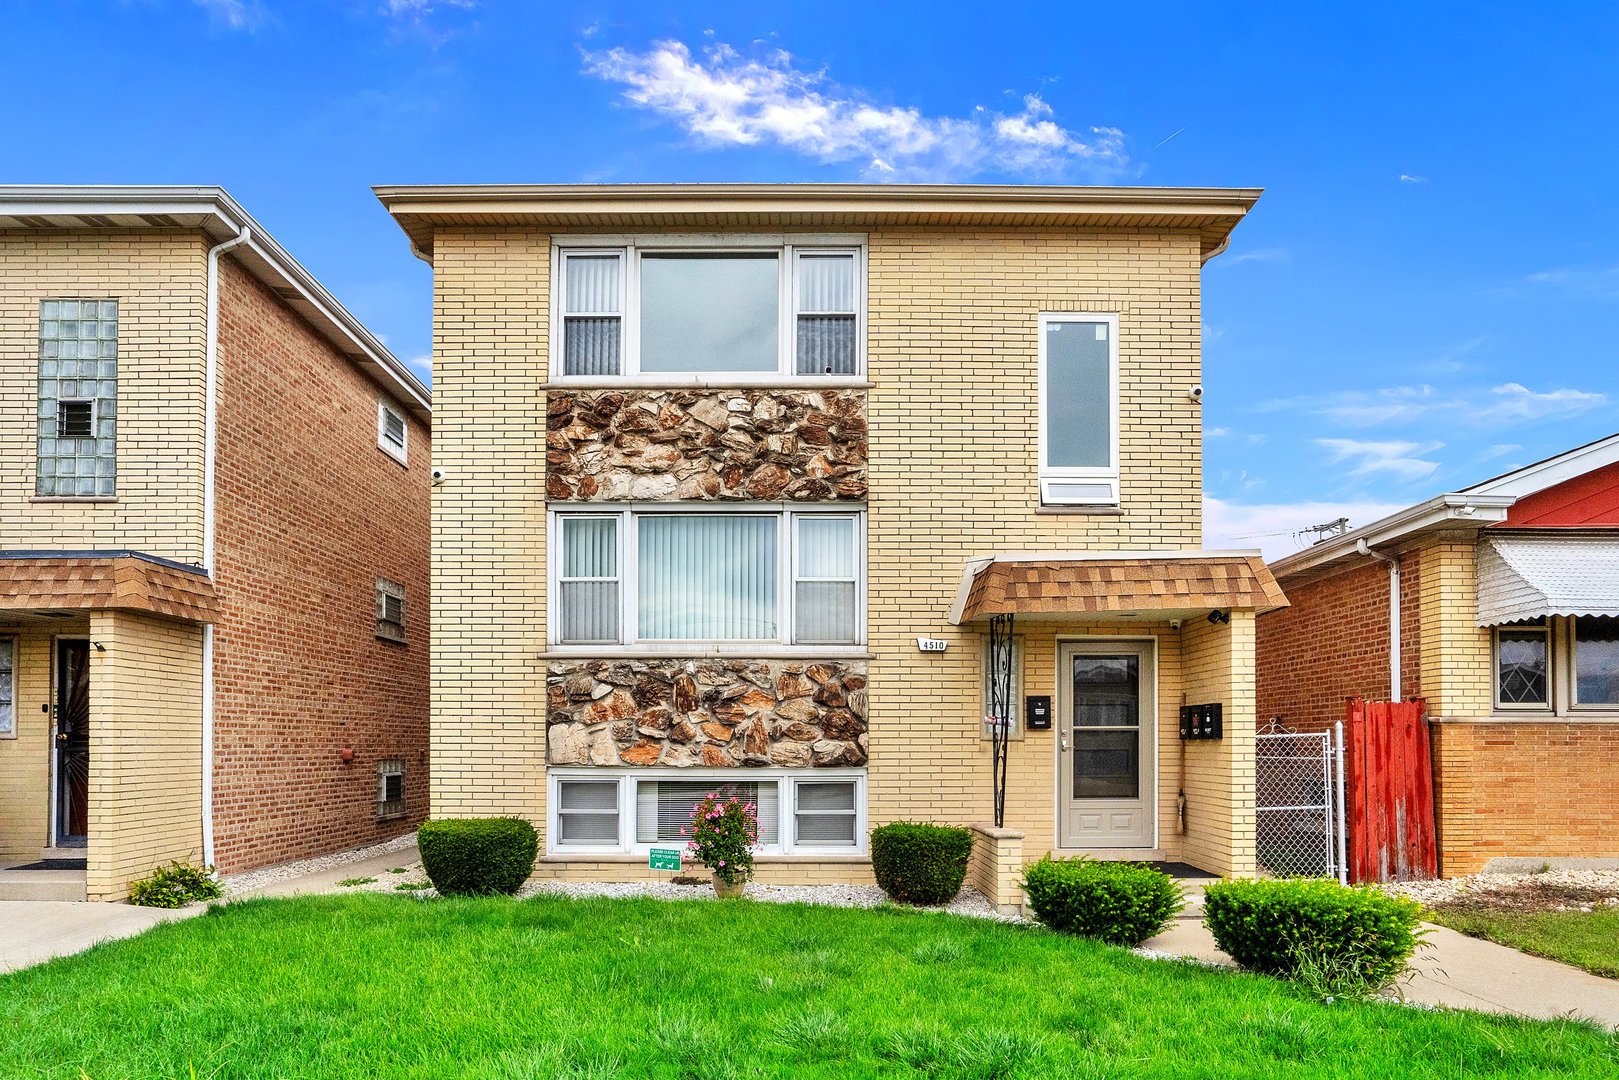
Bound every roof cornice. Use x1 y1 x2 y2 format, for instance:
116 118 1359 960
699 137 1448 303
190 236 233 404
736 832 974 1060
373 182 1262 261
0 185 429 421
1268 494 1515 581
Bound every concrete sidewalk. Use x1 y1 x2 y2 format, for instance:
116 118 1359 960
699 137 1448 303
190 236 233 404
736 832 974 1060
0 901 203 975
1143 905 1619 1029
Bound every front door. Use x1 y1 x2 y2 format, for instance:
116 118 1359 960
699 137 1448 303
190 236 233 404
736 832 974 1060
54 639 90 847
1058 642 1154 848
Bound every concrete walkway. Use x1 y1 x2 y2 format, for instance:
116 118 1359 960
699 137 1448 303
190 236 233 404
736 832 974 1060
1143 896 1619 1029
0 901 203 975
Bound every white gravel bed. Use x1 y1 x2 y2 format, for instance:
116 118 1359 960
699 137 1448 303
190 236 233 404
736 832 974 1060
220 833 419 895
1381 868 1619 909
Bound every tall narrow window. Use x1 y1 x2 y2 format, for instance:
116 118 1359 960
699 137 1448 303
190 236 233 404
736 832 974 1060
982 635 1024 739
638 514 778 640
1494 623 1549 708
640 253 779 374
562 252 623 376
793 515 858 643
0 638 14 739
376 759 405 819
558 516 620 643
377 400 408 464
795 251 858 374
376 578 407 643
1574 616 1619 707
1039 313 1119 506
38 299 118 497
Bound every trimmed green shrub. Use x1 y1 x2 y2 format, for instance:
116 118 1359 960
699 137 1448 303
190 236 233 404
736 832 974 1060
128 860 221 908
417 818 538 896
1022 858 1183 945
1203 878 1425 994
870 822 973 905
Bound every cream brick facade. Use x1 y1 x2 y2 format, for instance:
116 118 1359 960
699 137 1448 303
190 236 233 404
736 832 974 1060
0 231 208 562
404 187 1264 885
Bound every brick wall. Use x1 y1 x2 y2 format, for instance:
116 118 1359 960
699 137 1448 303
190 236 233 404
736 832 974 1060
210 258 430 873
0 230 207 561
1256 552 1422 731
86 609 205 900
1432 721 1619 874
429 224 1259 878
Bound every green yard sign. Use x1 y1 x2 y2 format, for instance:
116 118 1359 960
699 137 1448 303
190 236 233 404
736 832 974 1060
649 848 681 872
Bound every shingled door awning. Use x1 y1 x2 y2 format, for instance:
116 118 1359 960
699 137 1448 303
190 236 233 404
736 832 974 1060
949 552 1288 623
1476 534 1619 626
0 551 219 623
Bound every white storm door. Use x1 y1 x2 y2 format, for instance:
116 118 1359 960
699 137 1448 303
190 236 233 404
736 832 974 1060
1058 642 1155 847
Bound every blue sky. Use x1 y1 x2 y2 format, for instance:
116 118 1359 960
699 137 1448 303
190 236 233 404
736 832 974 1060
4 1 1617 556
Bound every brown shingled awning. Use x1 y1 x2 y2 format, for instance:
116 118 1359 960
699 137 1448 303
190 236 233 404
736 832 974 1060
951 553 1288 623
0 553 219 623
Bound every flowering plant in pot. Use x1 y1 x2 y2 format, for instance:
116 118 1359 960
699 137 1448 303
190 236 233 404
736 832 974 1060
685 792 758 898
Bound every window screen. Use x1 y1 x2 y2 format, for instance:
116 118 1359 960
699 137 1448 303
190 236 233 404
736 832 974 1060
795 251 857 374
793 781 857 847
557 780 622 845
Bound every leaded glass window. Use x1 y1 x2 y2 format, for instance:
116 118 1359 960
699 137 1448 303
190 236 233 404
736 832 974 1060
37 299 117 497
1495 624 1549 707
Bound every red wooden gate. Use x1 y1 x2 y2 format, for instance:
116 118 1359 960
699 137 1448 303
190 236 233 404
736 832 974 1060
1344 697 1438 883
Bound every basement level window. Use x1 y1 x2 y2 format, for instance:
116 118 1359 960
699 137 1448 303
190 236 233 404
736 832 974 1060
377 400 408 465
377 759 405 819
375 578 407 643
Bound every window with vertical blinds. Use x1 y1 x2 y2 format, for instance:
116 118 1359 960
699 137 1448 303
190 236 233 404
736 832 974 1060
555 244 861 378
635 780 780 845
638 514 778 641
554 510 862 647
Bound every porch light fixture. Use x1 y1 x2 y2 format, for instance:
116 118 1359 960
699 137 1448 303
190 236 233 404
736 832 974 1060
1207 610 1230 626
91 641 105 652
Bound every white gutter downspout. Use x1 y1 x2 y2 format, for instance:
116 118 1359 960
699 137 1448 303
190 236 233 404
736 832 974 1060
1356 538 1402 701
201 224 250 869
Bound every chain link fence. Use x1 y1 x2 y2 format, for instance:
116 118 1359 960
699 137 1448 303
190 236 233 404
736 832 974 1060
1255 723 1345 882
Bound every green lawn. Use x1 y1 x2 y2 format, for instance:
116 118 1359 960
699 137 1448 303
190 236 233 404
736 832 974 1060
1 894 1615 1079
1431 906 1619 980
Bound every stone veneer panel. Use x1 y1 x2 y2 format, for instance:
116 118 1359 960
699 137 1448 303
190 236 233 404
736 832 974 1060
546 659 867 768
546 388 867 501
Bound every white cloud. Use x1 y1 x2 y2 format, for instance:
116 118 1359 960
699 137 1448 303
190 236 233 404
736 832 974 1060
1216 247 1289 267
1205 496 1408 561
192 0 268 29
1315 438 1444 482
580 40 1130 181
1526 264 1619 301
1483 442 1522 459
1206 426 1230 437
383 0 476 17
1399 173 1428 184
1260 381 1605 429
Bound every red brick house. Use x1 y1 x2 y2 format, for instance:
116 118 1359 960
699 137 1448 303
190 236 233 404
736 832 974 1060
1258 434 1619 875
0 187 430 899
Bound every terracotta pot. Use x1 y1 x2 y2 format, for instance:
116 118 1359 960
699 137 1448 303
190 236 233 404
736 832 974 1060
712 874 746 899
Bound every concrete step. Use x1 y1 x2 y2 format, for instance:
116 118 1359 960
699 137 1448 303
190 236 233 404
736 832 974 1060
0 868 87 902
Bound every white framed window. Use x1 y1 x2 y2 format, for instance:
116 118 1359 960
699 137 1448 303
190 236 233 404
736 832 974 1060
790 778 859 848
552 238 865 380
549 506 865 650
0 637 15 739
377 759 405 819
377 399 408 465
376 578 407 643
1493 622 1550 710
981 635 1024 740
547 768 867 855
1038 312 1120 506
1572 615 1619 708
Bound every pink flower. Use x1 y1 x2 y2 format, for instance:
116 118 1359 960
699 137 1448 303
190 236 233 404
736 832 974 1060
718 860 725 867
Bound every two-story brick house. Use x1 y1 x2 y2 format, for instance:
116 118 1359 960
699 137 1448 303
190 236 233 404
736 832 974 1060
0 187 431 900
378 183 1282 904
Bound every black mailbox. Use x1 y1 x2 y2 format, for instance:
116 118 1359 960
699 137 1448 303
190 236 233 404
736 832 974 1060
1179 703 1223 740
1025 695 1052 730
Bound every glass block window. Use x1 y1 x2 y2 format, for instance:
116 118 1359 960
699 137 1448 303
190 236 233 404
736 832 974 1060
376 759 405 819
38 299 118 497
376 578 407 643
1494 624 1549 707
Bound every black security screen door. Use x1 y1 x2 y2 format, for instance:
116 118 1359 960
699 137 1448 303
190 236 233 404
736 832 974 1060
56 639 90 845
